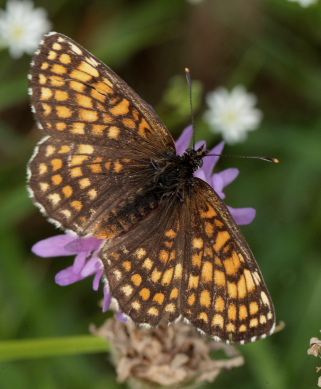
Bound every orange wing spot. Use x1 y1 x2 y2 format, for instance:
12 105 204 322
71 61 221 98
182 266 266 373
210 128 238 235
227 281 237 298
78 60 99 77
173 263 182 279
59 53 71 64
121 285 133 297
89 164 102 173
188 274 199 289
226 323 236 332
122 118 136 129
93 157 103 163
228 304 237 321
215 296 225 312
131 301 141 310
71 200 82 211
113 161 123 173
41 62 49 70
55 90 69 101
260 315 267 324
108 126 120 139
161 267 174 285
205 221 215 237
237 274 247 299
250 318 259 328
51 64 67 74
200 289 211 307
78 144 94 154
159 250 169 263
138 119 149 138
239 305 248 321
56 105 72 118
188 293 196 306
139 288 150 300
76 93 93 109
88 189 97 199
165 229 177 239
215 256 223 266
39 163 48 174
239 324 247 332
70 80 86 92
51 174 63 185
153 293 165 305
192 252 202 267
52 42 62 50
39 74 47 84
58 145 70 154
62 185 73 198
193 237 204 249
212 314 224 329
201 261 213 283
102 77 113 87
105 161 111 171
198 312 209 323
79 178 91 189
90 88 106 103
39 182 49 192
70 69 92 82
148 307 159 316
142 258 154 270
48 193 61 205
165 303 176 313
94 81 113 96
170 288 179 299
232 250 242 271
51 158 63 171
92 124 106 135
50 75 65 87
215 219 224 228
244 269 256 292
261 291 271 306
103 115 113 125
110 99 130 116
131 274 143 286
56 122 67 131
200 204 217 219
214 270 226 287
214 230 231 252
46 145 55 156
79 108 98 122
70 155 89 166
223 257 237 276
40 87 53 100
132 108 140 121
164 240 174 249
70 167 83 177
250 302 259 315
135 248 146 259
151 269 162 282
169 250 176 261
42 103 52 115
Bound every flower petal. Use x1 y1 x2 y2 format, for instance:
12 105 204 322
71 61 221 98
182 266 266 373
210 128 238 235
227 206 256 225
32 234 76 257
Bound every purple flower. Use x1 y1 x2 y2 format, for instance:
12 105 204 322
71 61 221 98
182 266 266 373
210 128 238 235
32 127 256 320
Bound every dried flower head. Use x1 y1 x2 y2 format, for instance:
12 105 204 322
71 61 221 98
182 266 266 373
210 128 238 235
91 318 244 389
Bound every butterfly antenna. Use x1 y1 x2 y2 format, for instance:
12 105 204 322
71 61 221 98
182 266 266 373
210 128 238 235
205 153 279 163
185 68 196 149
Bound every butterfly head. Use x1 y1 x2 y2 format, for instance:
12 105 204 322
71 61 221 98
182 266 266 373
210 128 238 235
183 144 208 171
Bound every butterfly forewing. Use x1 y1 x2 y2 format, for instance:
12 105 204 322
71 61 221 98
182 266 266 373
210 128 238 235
28 32 176 237
28 32 276 344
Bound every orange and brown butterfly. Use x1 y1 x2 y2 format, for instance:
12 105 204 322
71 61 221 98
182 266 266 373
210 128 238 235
27 32 275 344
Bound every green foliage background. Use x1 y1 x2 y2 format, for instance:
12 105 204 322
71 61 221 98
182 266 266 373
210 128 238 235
1 0 321 388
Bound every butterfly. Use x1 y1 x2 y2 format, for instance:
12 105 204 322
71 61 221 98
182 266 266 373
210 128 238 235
27 32 275 344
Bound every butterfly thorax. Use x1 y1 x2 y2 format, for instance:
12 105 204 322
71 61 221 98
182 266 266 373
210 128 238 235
151 145 208 197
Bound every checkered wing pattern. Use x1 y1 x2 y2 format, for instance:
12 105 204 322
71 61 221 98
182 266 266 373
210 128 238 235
28 32 176 237
100 178 275 344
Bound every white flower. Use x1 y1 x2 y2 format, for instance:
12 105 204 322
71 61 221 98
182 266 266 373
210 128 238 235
287 0 318 7
204 85 262 144
0 0 51 58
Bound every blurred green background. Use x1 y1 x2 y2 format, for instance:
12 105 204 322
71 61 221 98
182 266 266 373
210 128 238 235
1 0 321 388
